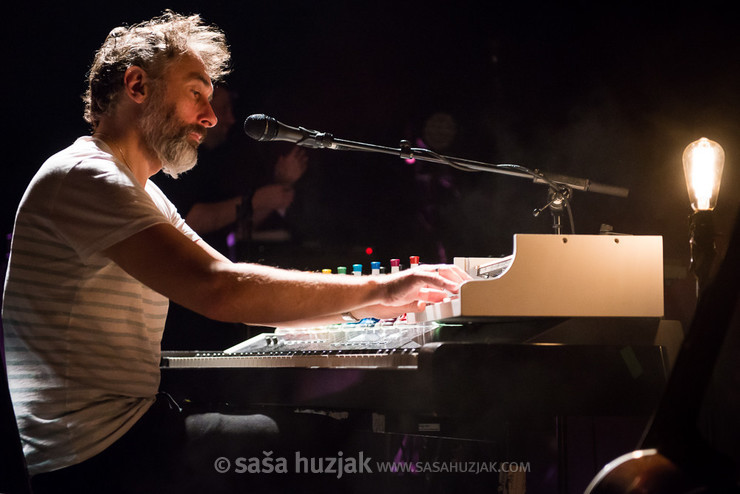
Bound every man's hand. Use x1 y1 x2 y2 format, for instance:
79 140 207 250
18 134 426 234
353 264 471 320
381 264 470 306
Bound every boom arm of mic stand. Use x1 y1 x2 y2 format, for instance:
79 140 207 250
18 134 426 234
533 172 629 198
313 134 629 198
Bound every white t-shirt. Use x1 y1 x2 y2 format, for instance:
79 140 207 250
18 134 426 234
2 136 200 474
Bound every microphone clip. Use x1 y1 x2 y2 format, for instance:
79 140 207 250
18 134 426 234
297 129 335 149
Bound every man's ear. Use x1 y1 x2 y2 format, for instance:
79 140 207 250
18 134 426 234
122 66 150 104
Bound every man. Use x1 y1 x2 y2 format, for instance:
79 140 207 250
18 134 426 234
1 11 466 493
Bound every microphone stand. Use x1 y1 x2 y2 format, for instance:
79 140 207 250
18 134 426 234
302 132 628 235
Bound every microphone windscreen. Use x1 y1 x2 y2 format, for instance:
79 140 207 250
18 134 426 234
244 114 276 141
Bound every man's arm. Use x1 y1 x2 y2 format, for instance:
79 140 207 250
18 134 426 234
192 234 412 328
103 223 465 327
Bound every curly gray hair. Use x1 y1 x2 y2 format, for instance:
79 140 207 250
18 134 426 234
83 10 231 128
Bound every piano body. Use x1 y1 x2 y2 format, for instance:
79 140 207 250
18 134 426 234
410 233 665 321
160 234 681 493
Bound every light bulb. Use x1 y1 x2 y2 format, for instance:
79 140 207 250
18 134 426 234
682 137 724 211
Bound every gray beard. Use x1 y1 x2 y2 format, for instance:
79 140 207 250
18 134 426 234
139 95 201 179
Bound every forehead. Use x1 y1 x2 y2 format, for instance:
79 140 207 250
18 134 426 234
163 53 213 90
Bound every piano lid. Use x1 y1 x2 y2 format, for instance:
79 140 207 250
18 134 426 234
410 234 664 322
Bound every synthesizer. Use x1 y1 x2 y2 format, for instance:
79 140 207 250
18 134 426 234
160 319 437 369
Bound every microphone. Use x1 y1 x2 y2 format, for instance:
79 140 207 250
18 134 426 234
244 114 328 148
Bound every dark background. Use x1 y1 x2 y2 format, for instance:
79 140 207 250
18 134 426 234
3 0 739 275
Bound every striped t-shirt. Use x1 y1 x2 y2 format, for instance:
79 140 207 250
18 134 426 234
2 136 199 475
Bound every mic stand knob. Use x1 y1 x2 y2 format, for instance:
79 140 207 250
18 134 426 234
314 131 334 148
532 186 571 235
399 140 414 160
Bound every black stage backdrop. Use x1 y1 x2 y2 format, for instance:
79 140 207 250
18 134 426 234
3 0 739 273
